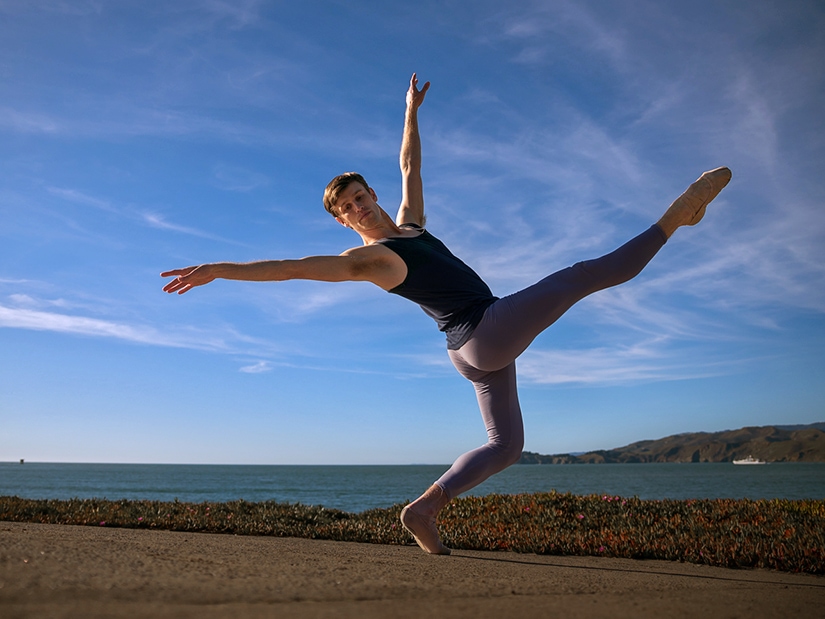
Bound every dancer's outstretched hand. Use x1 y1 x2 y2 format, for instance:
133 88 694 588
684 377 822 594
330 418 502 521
161 265 215 294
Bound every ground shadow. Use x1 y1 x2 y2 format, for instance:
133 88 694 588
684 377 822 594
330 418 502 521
448 551 825 589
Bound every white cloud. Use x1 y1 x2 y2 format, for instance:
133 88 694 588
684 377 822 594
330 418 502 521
7 294 70 310
0 303 230 352
517 339 727 386
141 212 245 246
492 1 630 69
246 281 388 323
47 186 116 212
0 303 156 341
239 360 272 373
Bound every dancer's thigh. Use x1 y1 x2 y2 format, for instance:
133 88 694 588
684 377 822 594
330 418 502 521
447 351 523 445
457 265 587 371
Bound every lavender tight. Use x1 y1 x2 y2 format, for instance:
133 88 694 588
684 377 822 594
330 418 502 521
436 224 668 499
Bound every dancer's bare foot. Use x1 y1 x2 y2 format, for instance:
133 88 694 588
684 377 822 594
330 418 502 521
658 167 732 237
400 484 451 555
400 505 451 554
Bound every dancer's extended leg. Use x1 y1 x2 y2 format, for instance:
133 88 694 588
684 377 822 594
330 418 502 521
463 167 733 373
459 223 668 372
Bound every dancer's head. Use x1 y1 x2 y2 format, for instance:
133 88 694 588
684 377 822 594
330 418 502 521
323 172 370 217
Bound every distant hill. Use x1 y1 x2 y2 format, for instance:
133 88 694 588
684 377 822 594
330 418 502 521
520 423 825 464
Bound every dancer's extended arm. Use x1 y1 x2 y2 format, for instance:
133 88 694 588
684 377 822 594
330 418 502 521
396 73 429 227
161 244 403 294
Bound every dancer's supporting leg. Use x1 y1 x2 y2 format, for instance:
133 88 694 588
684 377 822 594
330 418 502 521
401 359 523 555
437 360 524 497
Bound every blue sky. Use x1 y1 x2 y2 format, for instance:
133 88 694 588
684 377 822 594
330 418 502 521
1 0 823 465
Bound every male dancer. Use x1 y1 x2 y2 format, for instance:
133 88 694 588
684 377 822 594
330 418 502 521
162 74 731 555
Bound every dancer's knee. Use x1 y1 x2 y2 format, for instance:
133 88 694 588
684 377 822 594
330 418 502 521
491 435 524 469
506 438 525 466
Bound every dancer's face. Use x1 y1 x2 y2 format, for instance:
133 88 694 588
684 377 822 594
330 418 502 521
333 182 382 231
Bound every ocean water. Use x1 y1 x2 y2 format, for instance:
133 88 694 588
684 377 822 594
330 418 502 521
1 462 823 514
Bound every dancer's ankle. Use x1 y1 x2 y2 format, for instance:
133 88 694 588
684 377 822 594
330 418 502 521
409 483 450 518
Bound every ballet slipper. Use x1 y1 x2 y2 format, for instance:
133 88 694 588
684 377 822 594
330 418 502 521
400 505 451 555
679 166 732 226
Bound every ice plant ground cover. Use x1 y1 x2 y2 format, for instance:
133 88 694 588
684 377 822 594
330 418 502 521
2 492 822 574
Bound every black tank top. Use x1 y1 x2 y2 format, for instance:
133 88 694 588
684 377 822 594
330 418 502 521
377 225 497 349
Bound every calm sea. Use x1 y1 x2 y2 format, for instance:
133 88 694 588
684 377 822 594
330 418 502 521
1 462 823 514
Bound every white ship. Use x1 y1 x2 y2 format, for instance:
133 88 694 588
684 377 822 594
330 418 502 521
732 455 767 465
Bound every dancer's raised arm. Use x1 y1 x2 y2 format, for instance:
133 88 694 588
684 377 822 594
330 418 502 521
396 73 429 227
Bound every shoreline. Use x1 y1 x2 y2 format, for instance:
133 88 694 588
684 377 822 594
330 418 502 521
2 521 823 619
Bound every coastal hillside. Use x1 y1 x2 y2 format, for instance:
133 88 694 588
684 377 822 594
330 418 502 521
520 423 825 464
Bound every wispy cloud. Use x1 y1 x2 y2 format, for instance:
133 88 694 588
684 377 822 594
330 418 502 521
211 163 270 192
0 278 36 285
500 0 629 69
0 106 60 134
199 0 264 28
517 338 736 386
0 302 233 352
1 303 162 344
47 186 117 212
238 360 272 373
0 1 104 17
44 184 249 246
141 212 247 246
7 293 71 310
245 281 388 323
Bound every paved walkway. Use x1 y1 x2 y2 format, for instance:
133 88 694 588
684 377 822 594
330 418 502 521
2 522 823 618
